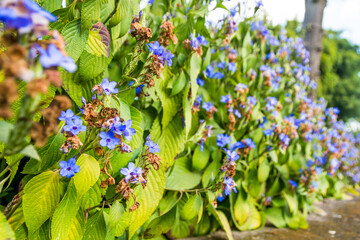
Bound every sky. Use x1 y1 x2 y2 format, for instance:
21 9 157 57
262 0 360 45
206 0 360 45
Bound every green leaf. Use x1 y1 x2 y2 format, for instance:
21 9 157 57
189 54 201 104
233 193 250 226
192 145 210 171
0 120 13 143
208 205 233 240
42 0 62 12
62 19 89 62
258 158 271 182
166 157 201 190
171 71 187 96
238 200 262 231
202 159 221 188
73 154 100 197
23 171 60 234
83 211 107 239
79 51 108 80
127 167 166 238
109 0 130 27
66 210 85 240
81 0 106 31
264 207 287 228
156 68 181 129
0 121 40 160
0 211 15 240
266 176 283 197
182 83 192 138
109 201 124 230
144 207 176 239
51 183 80 240
180 194 202 221
157 115 185 167
86 24 110 57
159 191 180 215
283 192 298 214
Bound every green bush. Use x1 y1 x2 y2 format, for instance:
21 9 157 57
0 1 359 239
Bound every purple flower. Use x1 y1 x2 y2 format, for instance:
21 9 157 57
265 97 278 112
121 143 132 153
230 6 238 17
220 95 231 104
217 134 231 147
247 96 257 106
147 41 165 55
58 109 80 122
244 138 256 149
279 133 290 146
228 62 236 72
226 150 239 161
234 109 241 118
147 41 174 66
59 157 80 178
63 118 86 135
0 0 56 34
224 176 237 196
197 77 205 86
288 179 298 188
230 141 245 151
255 0 263 8
120 162 143 184
217 62 226 69
145 137 160 153
263 129 273 136
37 44 77 73
99 131 120 150
99 78 118 95
202 102 215 112
190 33 208 49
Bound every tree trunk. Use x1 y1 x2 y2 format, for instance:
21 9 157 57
303 0 327 98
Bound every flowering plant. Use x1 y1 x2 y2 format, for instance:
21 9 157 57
0 1 359 240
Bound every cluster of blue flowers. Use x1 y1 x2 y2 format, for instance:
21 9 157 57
147 41 174 67
190 33 208 50
59 109 86 136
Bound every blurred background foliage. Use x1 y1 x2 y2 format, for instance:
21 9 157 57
285 19 360 120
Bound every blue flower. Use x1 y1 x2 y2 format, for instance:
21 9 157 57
147 41 165 55
230 141 245 151
247 96 257 106
202 102 215 112
263 129 273 136
234 109 241 118
217 134 231 147
145 135 160 153
217 62 226 69
288 179 298 188
196 77 205 86
120 162 143 184
58 109 80 122
37 44 77 73
226 150 239 161
99 131 120 150
230 6 238 17
136 84 145 95
265 97 278 112
224 176 237 196
190 33 207 49
244 138 256 149
147 41 174 66
63 118 86 135
0 0 56 34
99 78 118 95
220 95 231 104
59 157 80 178
279 133 290 146
228 62 236 72
148 0 155 5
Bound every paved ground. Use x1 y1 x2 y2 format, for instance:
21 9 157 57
183 193 360 240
